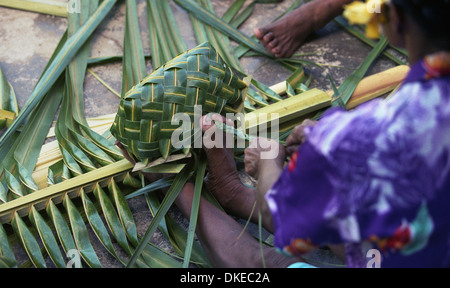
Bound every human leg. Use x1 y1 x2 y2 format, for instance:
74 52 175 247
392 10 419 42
174 182 303 268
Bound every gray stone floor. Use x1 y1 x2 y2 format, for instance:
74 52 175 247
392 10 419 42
0 0 405 268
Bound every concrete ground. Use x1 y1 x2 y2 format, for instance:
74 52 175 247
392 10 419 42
0 0 405 268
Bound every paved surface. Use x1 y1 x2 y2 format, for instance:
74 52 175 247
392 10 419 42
0 0 405 268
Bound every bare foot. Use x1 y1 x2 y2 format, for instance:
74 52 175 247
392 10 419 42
254 3 315 58
255 0 350 58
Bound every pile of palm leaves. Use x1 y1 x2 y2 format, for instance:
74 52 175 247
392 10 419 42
0 0 406 268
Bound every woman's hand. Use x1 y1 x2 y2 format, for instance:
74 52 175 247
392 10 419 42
285 119 317 156
244 137 286 180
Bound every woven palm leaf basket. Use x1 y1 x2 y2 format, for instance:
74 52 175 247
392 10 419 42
111 42 248 164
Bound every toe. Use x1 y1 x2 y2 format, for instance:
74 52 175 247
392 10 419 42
263 32 274 43
271 46 281 55
268 38 278 48
254 27 265 40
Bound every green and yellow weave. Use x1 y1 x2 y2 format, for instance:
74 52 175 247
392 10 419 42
111 42 248 162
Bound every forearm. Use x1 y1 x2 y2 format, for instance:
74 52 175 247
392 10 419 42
255 159 284 234
175 183 272 267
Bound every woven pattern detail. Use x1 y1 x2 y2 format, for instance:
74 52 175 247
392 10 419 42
111 42 247 162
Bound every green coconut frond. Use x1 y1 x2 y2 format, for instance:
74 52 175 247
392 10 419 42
111 42 248 162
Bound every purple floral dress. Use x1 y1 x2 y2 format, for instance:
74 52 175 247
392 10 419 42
266 52 450 268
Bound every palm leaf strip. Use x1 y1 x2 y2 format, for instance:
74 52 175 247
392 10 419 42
0 0 143 268
331 36 389 108
174 0 271 57
0 0 117 150
0 0 68 17
0 65 18 130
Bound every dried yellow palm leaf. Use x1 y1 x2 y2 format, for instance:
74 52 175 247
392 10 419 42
0 0 68 17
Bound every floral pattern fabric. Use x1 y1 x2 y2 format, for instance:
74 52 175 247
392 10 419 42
266 52 450 268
